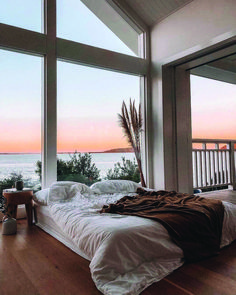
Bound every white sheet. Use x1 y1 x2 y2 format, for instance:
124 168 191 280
46 192 236 295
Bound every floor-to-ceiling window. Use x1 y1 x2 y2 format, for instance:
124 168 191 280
0 0 148 189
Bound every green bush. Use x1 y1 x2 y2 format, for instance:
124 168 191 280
35 152 100 186
106 157 140 183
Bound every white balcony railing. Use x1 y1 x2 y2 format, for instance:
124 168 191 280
192 139 236 191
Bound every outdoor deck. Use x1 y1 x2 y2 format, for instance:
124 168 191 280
192 139 236 192
199 187 236 204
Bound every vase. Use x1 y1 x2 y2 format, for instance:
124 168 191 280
15 181 24 191
2 216 17 235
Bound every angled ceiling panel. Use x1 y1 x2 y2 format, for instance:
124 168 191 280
116 0 194 27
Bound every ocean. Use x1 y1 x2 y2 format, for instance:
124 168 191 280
0 152 136 186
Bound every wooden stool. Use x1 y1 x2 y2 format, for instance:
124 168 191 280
3 189 33 226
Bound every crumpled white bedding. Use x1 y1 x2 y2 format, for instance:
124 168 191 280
39 183 236 295
49 193 184 295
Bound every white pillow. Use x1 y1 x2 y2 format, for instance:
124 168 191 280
33 188 50 206
49 184 68 203
67 182 93 196
51 181 92 193
34 181 93 205
48 181 93 203
90 180 141 194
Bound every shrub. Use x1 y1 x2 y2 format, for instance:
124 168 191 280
106 157 140 183
35 152 100 186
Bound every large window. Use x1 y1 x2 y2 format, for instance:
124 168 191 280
0 50 42 190
0 1 147 188
0 0 43 32
57 61 140 183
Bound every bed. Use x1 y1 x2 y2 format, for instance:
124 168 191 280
33 180 236 295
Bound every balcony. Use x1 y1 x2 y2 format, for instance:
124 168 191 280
192 139 236 192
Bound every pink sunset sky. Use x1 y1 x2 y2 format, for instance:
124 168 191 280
191 75 236 140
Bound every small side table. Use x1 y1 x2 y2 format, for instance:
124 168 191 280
3 188 33 226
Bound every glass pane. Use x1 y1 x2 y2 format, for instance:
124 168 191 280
57 61 141 184
0 50 42 192
0 0 42 32
191 75 236 140
57 0 140 57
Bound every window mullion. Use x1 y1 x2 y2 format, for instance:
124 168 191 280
42 0 57 188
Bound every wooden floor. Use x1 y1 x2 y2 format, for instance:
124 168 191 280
1 190 236 295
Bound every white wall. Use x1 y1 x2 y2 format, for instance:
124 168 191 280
150 0 236 191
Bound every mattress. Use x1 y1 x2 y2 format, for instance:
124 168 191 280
35 205 90 260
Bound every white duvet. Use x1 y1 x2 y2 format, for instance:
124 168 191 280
35 181 236 295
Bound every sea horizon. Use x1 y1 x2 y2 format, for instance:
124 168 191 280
0 147 133 155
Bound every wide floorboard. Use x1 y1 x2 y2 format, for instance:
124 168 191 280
0 189 236 295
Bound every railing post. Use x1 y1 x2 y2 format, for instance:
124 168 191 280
230 141 236 190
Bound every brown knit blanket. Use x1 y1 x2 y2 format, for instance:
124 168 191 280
100 188 225 262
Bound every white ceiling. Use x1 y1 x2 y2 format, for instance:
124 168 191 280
116 0 194 27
